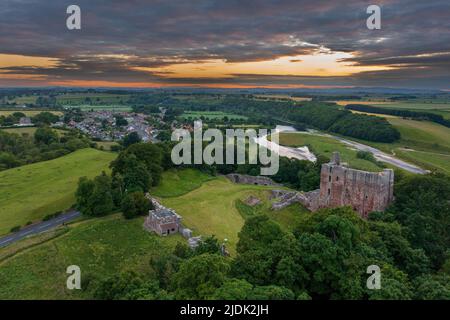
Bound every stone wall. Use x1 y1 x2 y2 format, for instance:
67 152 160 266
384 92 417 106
271 189 320 211
226 174 280 186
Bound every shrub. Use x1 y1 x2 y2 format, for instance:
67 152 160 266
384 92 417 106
10 226 21 233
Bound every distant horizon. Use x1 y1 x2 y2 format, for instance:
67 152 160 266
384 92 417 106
0 85 448 94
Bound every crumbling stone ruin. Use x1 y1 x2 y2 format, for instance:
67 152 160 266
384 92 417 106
144 202 181 236
316 152 394 218
271 152 394 218
244 195 262 206
271 189 320 211
226 173 280 186
144 196 204 249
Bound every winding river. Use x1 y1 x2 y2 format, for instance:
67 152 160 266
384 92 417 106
254 125 428 175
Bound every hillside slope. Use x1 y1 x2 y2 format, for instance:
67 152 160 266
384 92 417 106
0 148 116 235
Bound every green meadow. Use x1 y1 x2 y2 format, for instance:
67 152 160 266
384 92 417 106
151 168 215 198
276 133 383 172
0 215 183 299
372 118 450 174
1 127 66 136
0 148 116 235
159 176 298 255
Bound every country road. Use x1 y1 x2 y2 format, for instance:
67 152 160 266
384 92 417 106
0 210 81 248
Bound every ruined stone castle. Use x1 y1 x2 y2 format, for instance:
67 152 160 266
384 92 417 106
315 152 394 218
270 152 394 218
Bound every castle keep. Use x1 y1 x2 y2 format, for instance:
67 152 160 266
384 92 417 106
269 152 394 218
316 152 394 218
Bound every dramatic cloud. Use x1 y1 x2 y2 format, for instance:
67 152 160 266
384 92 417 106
0 0 449 88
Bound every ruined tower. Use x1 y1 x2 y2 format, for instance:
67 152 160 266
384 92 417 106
317 152 394 218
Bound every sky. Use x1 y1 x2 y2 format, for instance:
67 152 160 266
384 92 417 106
0 0 449 89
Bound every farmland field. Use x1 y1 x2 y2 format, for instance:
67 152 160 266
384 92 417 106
0 148 116 235
1 127 66 136
333 100 450 119
180 111 248 120
0 110 63 116
5 93 130 106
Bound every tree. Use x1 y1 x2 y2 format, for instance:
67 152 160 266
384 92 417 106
213 278 253 300
122 155 152 192
31 112 59 125
171 253 230 299
0 152 21 169
194 235 222 255
75 177 95 214
89 173 115 216
93 271 171 300
34 127 58 145
75 172 114 216
122 132 141 147
121 191 151 219
249 285 295 300
413 274 450 300
389 174 450 269
114 115 128 126
236 215 285 254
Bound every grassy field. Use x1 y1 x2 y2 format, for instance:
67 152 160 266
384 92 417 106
366 118 450 174
95 141 119 151
276 133 383 172
336 116 450 174
159 177 294 255
0 215 183 299
333 100 450 119
371 102 450 110
1 127 66 136
0 110 63 116
0 148 116 235
151 168 215 197
6 93 130 107
55 93 130 105
180 111 248 120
